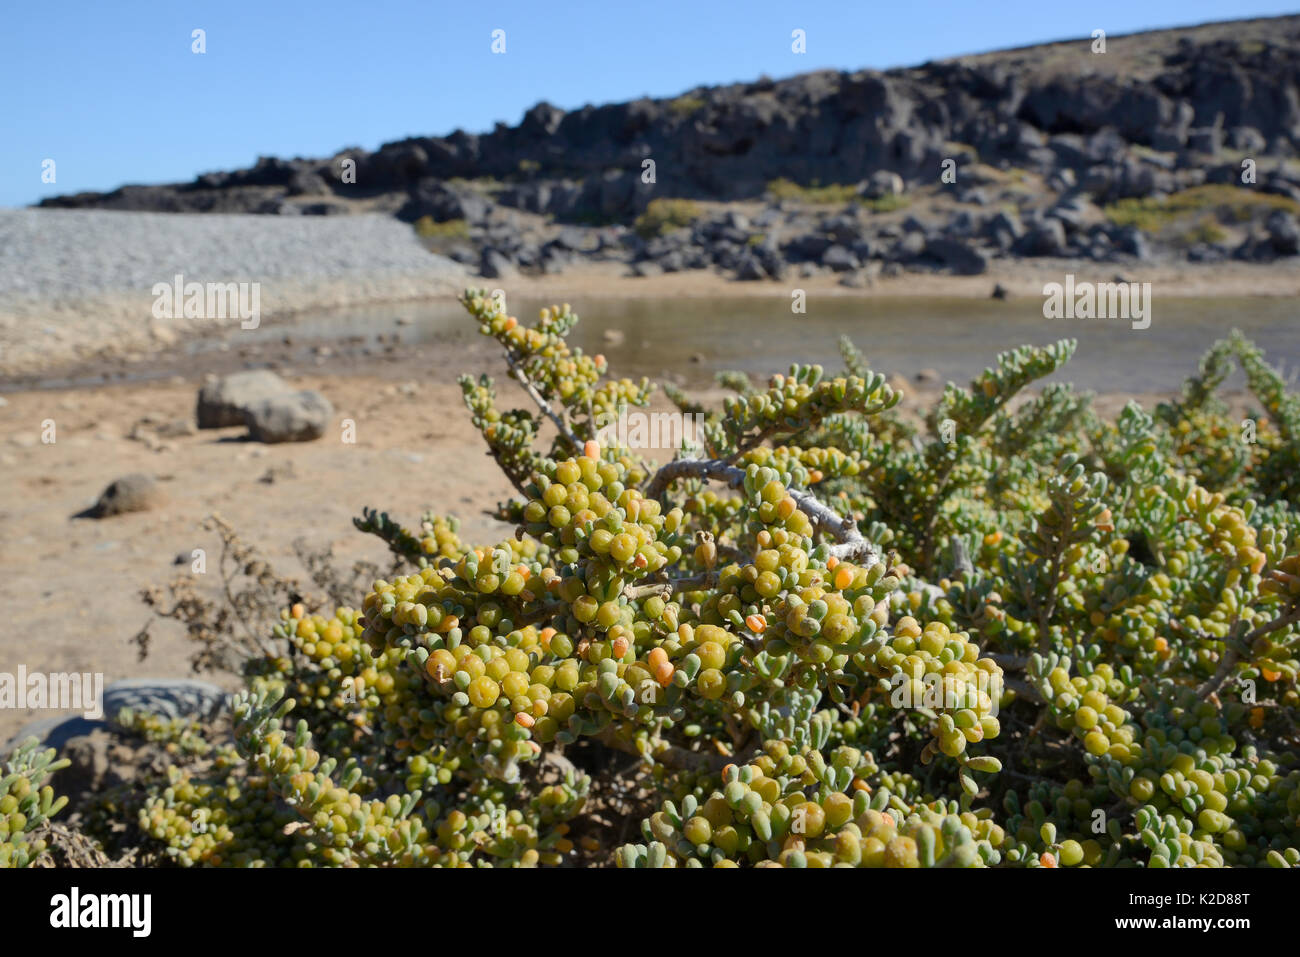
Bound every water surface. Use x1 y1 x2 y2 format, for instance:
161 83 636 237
234 294 1300 394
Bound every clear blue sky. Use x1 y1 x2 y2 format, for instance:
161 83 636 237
3 1 1296 208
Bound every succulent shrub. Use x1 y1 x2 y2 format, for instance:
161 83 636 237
80 293 1300 868
1 740 70 868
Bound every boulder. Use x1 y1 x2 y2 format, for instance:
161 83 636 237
783 233 833 261
397 179 491 224
984 210 1024 248
735 252 767 281
2 679 227 757
821 245 860 272
480 247 517 279
924 238 989 275
197 370 294 429
1267 210 1300 256
1013 220 1068 257
1186 127 1223 155
245 390 333 443
859 170 905 199
90 474 164 518
1111 225 1152 260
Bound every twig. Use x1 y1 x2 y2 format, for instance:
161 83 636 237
503 349 582 451
624 571 718 600
1197 606 1300 699
642 456 948 601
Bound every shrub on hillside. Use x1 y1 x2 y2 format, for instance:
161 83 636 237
633 199 702 239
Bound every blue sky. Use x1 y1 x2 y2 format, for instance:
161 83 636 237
3 1 1296 208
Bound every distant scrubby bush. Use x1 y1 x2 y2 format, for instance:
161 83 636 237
634 199 702 239
1105 183 1300 234
766 178 860 205
414 217 470 241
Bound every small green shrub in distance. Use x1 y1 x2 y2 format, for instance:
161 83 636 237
766 178 910 212
634 198 702 239
1179 217 1229 247
58 298 1300 869
668 94 706 117
414 217 470 240
1105 184 1300 233
766 178 860 205
863 193 910 214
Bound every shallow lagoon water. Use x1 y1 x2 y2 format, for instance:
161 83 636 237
226 294 1300 394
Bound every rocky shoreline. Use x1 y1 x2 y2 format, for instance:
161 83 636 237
30 15 1300 288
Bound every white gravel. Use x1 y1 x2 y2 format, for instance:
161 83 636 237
0 209 468 375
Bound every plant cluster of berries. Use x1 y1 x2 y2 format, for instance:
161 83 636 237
15 293 1300 869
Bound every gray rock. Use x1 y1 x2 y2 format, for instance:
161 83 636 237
1112 225 1151 260
735 252 767 281
90 473 163 517
722 210 750 231
925 238 988 275
894 231 927 258
245 390 333 443
1186 126 1222 155
783 233 832 261
197 369 294 428
480 247 517 279
984 210 1024 247
1047 197 1090 230
1013 220 1067 257
3 716 104 757
3 679 227 757
860 170 905 199
754 243 787 280
1047 168 1077 192
657 250 686 272
553 227 598 252
1187 243 1228 263
103 678 228 722
538 245 571 275
1228 126 1267 154
822 214 865 244
399 180 492 225
1267 210 1299 256
821 244 860 272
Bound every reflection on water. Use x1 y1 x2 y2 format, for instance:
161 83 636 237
236 294 1299 394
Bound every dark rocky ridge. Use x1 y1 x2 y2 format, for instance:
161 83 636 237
39 15 1300 280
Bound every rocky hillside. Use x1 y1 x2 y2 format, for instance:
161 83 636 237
40 15 1300 281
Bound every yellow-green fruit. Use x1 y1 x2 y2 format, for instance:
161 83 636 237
1059 839 1084 866
696 669 726 699
1083 731 1110 756
883 836 919 867
683 816 712 846
793 802 826 838
467 676 500 708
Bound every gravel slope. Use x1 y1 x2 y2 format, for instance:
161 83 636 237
0 209 467 375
